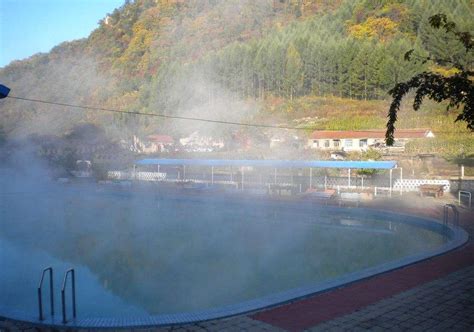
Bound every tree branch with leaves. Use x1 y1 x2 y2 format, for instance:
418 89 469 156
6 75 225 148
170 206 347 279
385 14 473 145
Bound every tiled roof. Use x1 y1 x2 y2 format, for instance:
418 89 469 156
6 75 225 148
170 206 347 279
310 129 432 140
147 135 174 143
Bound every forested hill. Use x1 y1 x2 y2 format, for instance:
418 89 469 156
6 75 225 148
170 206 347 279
0 0 473 141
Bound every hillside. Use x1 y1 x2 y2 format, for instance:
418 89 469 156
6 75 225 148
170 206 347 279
0 0 472 158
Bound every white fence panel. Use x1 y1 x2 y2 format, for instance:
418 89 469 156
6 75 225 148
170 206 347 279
107 171 130 180
393 179 450 192
136 172 167 181
107 171 166 182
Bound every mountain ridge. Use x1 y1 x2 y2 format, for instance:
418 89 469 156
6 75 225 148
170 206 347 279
0 0 472 159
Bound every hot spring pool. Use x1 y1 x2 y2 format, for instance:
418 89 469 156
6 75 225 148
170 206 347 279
0 185 467 327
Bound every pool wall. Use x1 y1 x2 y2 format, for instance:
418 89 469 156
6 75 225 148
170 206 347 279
0 206 468 329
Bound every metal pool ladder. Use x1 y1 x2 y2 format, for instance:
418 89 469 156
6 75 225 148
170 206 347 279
37 267 54 321
37 268 77 324
61 268 77 324
443 204 459 227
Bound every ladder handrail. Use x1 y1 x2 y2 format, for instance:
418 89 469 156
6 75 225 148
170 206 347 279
443 204 460 227
37 267 54 321
61 268 76 324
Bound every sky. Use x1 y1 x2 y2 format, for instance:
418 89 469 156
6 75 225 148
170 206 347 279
0 0 124 67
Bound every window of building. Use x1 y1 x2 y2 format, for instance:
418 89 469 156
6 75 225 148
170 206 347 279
312 140 319 147
345 139 353 147
359 139 368 147
333 139 340 147
324 140 330 148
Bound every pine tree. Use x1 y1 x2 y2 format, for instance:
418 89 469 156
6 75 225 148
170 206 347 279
284 43 304 100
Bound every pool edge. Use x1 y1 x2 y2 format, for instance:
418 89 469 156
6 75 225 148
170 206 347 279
0 207 469 329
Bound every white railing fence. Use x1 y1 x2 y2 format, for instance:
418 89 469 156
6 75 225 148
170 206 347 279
107 171 166 182
393 179 450 192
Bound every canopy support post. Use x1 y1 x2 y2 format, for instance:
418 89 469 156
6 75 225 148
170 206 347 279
389 168 393 197
348 168 351 187
400 167 403 195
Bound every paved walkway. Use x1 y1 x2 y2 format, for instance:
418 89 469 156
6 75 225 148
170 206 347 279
1 194 473 331
307 265 474 331
253 243 474 331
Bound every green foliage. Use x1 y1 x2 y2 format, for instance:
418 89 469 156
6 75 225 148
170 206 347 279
285 43 304 99
405 135 473 159
0 0 472 156
190 1 455 103
386 13 473 145
361 148 383 161
350 148 382 176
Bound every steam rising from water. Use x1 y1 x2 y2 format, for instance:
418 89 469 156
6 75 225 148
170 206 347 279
0 163 446 316
0 54 112 138
0 0 297 156
149 71 261 138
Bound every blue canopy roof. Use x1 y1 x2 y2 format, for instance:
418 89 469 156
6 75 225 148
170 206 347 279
135 159 397 169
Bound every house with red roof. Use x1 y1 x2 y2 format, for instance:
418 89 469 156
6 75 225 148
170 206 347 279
308 129 434 152
148 134 174 145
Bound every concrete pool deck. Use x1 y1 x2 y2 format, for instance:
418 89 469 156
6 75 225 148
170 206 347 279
1 193 473 331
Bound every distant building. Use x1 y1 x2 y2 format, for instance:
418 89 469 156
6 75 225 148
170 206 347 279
308 129 435 152
132 135 174 154
179 131 224 152
148 134 173 144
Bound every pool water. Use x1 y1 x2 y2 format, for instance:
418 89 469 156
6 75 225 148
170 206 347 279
0 185 448 319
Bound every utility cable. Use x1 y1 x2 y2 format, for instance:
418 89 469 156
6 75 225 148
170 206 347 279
6 95 311 131
5 95 471 134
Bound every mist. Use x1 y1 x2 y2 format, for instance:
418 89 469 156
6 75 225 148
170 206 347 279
0 0 306 161
1 0 464 328
0 150 446 318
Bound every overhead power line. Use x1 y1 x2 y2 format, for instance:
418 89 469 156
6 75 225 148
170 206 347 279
6 95 311 131
4 95 471 135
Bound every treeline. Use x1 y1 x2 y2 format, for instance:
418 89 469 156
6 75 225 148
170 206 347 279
204 25 421 101
1 0 473 138
147 0 472 109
